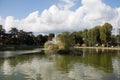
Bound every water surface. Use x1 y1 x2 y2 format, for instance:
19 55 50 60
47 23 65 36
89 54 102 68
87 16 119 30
0 48 120 80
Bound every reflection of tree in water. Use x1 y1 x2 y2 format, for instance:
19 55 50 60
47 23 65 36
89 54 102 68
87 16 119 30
0 59 4 66
0 52 44 67
0 49 119 80
54 55 74 73
54 49 120 73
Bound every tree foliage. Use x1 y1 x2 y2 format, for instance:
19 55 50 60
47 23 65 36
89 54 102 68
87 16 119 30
100 23 112 44
0 26 49 46
0 22 115 48
71 22 113 46
56 32 73 50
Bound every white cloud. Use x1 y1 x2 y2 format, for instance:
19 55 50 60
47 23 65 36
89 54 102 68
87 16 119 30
0 16 4 26
58 0 76 10
0 0 120 34
4 16 20 32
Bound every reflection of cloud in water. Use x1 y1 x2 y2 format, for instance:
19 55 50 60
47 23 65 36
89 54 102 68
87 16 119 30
1 57 120 80
16 58 42 80
112 58 120 78
13 58 108 80
68 63 105 80
15 58 71 80
1 59 13 76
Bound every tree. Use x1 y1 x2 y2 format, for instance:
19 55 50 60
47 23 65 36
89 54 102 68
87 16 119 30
56 32 73 50
25 32 35 45
87 29 94 46
18 30 35 45
9 27 19 36
111 35 117 46
92 26 101 44
0 25 6 45
0 25 5 35
100 26 106 44
48 33 55 41
36 34 47 46
103 23 112 42
71 31 83 46
9 27 18 44
100 23 113 46
80 29 90 45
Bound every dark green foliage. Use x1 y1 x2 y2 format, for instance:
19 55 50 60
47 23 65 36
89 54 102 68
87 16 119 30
0 22 117 48
56 32 74 50
71 31 83 46
36 34 48 46
48 33 55 41
0 25 50 48
70 22 113 46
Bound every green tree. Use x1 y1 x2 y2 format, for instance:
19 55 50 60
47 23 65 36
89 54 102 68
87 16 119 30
103 23 112 42
87 29 94 46
93 26 101 44
56 32 73 50
100 23 113 46
82 29 88 43
71 31 83 46
111 35 117 46
100 26 106 43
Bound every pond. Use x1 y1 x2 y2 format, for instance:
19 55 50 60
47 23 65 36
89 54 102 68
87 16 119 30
0 48 120 80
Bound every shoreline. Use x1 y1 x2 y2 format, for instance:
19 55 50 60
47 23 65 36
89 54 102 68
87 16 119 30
0 45 43 51
74 46 120 50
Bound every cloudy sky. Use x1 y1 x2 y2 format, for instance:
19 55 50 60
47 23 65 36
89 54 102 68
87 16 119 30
0 0 120 34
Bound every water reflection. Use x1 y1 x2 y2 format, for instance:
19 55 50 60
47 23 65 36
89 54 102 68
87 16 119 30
68 63 106 80
0 49 119 80
112 58 120 79
1 59 13 76
0 48 43 58
16 58 38 79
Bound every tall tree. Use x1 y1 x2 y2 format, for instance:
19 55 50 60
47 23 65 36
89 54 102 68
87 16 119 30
103 23 112 42
82 29 88 44
100 23 112 45
93 26 101 44
87 29 94 46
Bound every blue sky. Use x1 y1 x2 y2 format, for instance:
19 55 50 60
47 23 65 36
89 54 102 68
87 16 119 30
0 0 120 34
0 0 58 19
103 0 120 8
0 0 119 19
